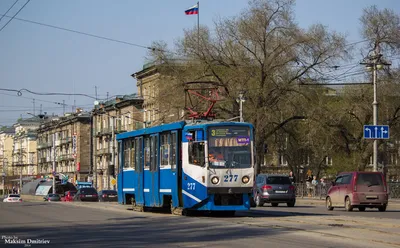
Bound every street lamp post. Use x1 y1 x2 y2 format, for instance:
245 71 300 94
237 91 246 122
361 52 391 172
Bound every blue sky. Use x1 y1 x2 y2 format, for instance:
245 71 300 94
0 0 398 126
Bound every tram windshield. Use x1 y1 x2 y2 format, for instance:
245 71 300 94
208 126 252 169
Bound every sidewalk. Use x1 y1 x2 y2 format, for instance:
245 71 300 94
297 196 400 207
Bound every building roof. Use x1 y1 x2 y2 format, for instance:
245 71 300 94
93 93 143 111
0 126 15 134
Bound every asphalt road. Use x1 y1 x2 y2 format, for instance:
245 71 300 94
0 202 399 248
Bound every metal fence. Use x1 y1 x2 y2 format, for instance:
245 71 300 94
293 182 400 199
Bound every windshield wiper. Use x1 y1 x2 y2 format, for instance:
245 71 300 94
367 183 380 187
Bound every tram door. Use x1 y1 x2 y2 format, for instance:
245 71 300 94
151 134 161 206
170 131 182 207
135 137 144 205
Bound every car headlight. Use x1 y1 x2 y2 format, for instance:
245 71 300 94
242 176 250 184
211 176 219 184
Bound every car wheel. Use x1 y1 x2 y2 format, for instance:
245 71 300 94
345 197 353 212
326 197 334 211
271 203 279 207
287 200 295 207
378 204 387 212
255 195 263 207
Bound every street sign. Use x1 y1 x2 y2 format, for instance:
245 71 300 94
111 177 117 186
364 125 389 139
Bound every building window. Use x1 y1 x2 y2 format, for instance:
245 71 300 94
280 155 288 166
326 156 333 166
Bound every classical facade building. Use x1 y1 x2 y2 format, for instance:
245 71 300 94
11 117 41 191
92 94 143 191
133 64 184 127
0 127 15 193
36 111 91 184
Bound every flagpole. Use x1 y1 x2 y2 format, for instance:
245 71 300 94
197 1 200 53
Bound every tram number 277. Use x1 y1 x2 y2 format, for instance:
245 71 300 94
224 175 238 182
187 182 196 190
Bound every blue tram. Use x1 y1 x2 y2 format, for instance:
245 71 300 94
116 120 255 214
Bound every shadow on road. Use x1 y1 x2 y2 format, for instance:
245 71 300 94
0 216 300 248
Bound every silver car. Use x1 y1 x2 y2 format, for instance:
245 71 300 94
44 193 61 202
253 174 296 207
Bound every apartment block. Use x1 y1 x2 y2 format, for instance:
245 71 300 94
36 111 91 184
92 94 143 191
133 64 184 127
11 117 41 190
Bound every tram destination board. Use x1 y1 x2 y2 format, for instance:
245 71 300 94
209 127 249 137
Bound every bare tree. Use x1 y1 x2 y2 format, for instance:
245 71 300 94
150 0 348 174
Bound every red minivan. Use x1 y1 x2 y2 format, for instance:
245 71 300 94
326 171 388 212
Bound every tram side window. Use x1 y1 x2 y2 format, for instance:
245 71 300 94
189 141 205 166
135 138 142 172
160 133 170 167
170 132 177 170
130 139 135 169
150 135 158 172
123 140 131 169
144 137 151 169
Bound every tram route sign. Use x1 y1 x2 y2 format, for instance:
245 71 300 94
364 125 389 139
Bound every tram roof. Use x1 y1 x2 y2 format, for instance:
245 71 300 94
116 120 253 140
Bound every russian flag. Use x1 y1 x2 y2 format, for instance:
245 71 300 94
185 4 199 15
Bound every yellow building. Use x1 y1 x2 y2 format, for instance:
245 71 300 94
92 94 143 191
11 117 41 191
0 127 15 193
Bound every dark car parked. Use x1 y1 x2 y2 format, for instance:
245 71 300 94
73 187 98 202
253 174 296 207
98 190 118 202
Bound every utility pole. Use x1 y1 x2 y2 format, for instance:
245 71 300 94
361 44 391 172
33 99 35 116
111 116 115 190
19 139 22 194
237 91 246 122
52 133 56 194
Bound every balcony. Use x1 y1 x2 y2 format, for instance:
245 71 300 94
61 137 72 145
57 154 75 161
96 148 111 156
101 128 112 135
115 127 127 134
37 142 52 149
12 162 25 166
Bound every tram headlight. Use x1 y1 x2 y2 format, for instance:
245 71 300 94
211 176 219 184
242 176 250 184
